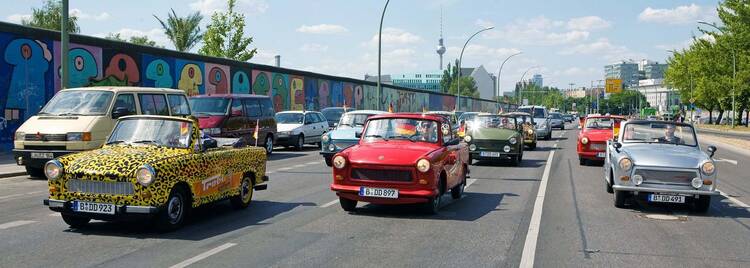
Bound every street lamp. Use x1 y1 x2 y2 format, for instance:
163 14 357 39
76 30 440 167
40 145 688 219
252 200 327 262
518 65 541 105
698 20 736 128
377 0 390 111
456 26 494 111
497 51 522 99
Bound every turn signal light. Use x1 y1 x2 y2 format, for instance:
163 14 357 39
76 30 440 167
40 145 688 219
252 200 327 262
48 185 58 193
619 176 630 181
141 191 152 200
335 175 344 181
703 180 713 186
82 132 92 141
418 179 428 185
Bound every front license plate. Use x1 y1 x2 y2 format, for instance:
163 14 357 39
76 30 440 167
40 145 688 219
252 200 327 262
648 194 686 204
596 152 606 158
72 201 115 215
30 152 53 159
480 151 501 157
359 187 398 199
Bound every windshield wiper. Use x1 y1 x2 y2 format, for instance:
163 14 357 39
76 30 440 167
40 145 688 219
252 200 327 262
57 112 84 116
365 134 388 141
132 140 160 146
388 135 417 142
106 140 127 145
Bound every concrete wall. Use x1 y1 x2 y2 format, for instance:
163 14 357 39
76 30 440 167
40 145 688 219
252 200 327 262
0 22 514 151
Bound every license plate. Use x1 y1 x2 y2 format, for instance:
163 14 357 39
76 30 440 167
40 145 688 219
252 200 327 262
480 151 501 157
596 152 606 158
30 152 53 159
648 194 686 204
359 187 398 199
72 201 116 215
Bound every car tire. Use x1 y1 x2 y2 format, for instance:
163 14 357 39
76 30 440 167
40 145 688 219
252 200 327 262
26 166 45 179
692 195 711 213
230 176 254 209
528 142 536 150
561 125 565 130
61 213 90 228
155 186 190 232
294 135 304 151
424 181 443 214
613 190 627 208
579 157 587 166
264 136 274 155
339 197 357 212
511 153 521 166
324 156 332 167
605 171 614 194
546 132 552 140
317 141 322 149
450 171 466 200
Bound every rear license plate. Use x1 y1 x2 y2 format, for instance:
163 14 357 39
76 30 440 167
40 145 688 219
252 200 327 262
480 151 501 157
359 187 398 199
648 194 685 204
596 152 606 158
72 201 115 215
30 152 53 159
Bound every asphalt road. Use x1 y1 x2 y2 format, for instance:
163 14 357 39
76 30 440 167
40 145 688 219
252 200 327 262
0 123 748 268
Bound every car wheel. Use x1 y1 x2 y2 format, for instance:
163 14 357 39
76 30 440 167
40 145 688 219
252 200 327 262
579 157 587 166
26 166 44 179
528 142 536 150
450 170 466 200
424 180 443 214
324 156 332 167
546 132 552 140
605 171 614 194
230 176 254 209
317 142 322 149
561 125 565 130
692 195 711 213
511 154 521 166
155 187 190 232
467 154 474 165
294 135 304 151
61 213 90 228
339 197 357 212
613 190 628 208
264 136 274 155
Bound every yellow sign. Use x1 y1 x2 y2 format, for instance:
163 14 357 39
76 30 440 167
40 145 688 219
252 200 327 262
605 78 622 93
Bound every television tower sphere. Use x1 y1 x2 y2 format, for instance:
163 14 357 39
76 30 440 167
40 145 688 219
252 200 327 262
436 38 446 54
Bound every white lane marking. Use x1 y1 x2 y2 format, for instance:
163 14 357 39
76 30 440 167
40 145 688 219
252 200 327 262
0 220 36 230
714 158 738 165
465 178 477 188
0 175 28 182
305 161 319 165
719 190 750 209
49 213 60 217
169 243 237 268
292 164 306 168
277 167 292 171
321 199 339 208
265 171 274 174
0 190 47 201
519 149 556 268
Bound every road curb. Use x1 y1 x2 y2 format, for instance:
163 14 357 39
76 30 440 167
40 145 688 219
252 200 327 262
696 127 750 138
0 171 27 178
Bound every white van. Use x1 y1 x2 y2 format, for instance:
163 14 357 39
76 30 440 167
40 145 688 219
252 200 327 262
517 105 552 140
13 87 191 177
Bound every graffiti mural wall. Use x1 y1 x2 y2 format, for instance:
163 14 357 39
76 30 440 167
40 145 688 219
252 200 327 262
0 22 510 151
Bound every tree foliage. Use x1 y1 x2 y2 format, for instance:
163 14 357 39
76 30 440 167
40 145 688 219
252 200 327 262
154 9 203 52
440 59 460 94
446 76 479 98
105 33 162 48
21 0 80 33
199 0 257 61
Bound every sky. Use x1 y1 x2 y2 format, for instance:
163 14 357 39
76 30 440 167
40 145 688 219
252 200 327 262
1 0 721 95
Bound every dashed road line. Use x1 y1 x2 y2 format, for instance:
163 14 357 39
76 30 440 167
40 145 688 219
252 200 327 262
465 178 477 188
277 167 292 171
49 213 60 217
714 158 738 165
0 220 36 230
519 148 556 268
0 190 47 202
719 190 750 209
169 243 237 268
320 199 339 208
305 161 319 165
292 164 306 168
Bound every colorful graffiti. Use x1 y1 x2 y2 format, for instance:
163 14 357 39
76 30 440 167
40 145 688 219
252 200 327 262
271 73 288 111
231 69 250 94
289 75 305 110
142 54 174 88
205 63 229 95
175 60 204 96
251 70 269 96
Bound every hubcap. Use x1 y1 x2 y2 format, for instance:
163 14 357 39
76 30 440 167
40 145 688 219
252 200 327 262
266 138 273 153
298 137 304 148
241 179 252 203
167 194 183 224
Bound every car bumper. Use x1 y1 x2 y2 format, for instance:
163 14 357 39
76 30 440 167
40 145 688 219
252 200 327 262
578 151 605 160
535 128 550 137
275 136 296 146
13 149 78 168
320 151 338 159
470 151 519 160
331 184 437 204
612 185 720 196
44 199 159 220
551 122 563 128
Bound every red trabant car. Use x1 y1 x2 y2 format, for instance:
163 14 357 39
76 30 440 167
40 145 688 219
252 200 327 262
330 113 470 214
577 115 625 165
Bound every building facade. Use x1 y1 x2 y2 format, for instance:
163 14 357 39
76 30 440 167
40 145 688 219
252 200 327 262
531 74 543 87
605 61 639 88
389 72 443 92
632 79 680 113
460 65 497 99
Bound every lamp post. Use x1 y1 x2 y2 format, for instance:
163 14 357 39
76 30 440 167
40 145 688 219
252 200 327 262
698 20 736 128
61 0 69 89
497 51 522 99
518 65 540 105
456 26 494 111
377 0 390 111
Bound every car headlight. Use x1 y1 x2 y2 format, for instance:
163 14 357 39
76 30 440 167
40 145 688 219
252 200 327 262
618 157 633 171
469 144 476 151
278 131 291 136
464 135 472 142
691 177 703 189
66 132 91 141
416 159 431 173
503 145 511 152
527 129 533 135
509 137 517 144
15 131 25 141
581 137 589 144
333 155 347 169
321 134 330 143
204 128 221 135
136 165 156 186
44 160 63 180
633 174 643 185
701 161 715 176
328 144 336 152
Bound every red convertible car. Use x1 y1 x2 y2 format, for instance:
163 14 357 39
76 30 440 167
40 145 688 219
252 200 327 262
330 113 470 214
577 115 625 165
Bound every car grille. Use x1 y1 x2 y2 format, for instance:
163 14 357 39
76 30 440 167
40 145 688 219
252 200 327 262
588 142 606 151
634 169 698 185
351 168 412 182
25 134 66 141
474 140 508 149
66 179 135 195
334 142 356 149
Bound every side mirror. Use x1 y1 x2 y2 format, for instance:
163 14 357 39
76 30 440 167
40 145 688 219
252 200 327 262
355 131 362 138
444 138 460 146
333 122 338 127
613 141 622 152
577 125 582 130
201 139 218 151
547 115 553 119
707 145 717 157
112 107 131 119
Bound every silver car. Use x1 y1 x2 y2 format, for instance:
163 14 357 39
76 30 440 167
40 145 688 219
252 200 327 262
548 112 565 130
604 120 718 212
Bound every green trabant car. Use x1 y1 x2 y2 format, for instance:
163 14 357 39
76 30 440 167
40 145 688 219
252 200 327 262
464 114 524 166
506 112 537 150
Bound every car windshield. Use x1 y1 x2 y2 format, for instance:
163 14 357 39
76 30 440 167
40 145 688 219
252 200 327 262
518 107 546 118
364 118 439 143
458 113 477 122
40 90 113 116
550 113 562 119
275 113 304 124
322 108 345 123
475 116 517 130
515 115 533 124
586 118 613 129
622 122 697 146
107 118 192 148
339 113 374 127
189 98 229 116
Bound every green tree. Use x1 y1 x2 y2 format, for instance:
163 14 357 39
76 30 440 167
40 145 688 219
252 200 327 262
154 9 203 52
439 59 459 94
447 76 479 98
21 0 80 33
105 33 162 48
199 0 257 61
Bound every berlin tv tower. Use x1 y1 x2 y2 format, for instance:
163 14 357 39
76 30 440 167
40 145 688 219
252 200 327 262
436 8 446 70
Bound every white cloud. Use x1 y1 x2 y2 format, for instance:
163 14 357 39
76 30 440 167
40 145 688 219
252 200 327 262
552 67 600 77
474 19 495 28
365 27 423 47
566 16 610 31
296 24 348 34
190 0 269 16
6 14 31 24
446 45 521 59
482 16 590 45
249 49 280 66
559 38 646 62
299 43 329 53
96 28 170 48
69 9 110 21
655 33 715 51
638 4 716 25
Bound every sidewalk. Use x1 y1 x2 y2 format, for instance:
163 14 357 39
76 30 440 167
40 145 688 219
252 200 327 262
0 153 26 178
696 125 750 139
699 132 750 158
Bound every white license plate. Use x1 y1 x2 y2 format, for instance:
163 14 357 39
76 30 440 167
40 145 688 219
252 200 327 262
648 194 686 204
359 187 398 199
30 152 53 159
480 151 501 157
596 152 606 158
72 201 116 215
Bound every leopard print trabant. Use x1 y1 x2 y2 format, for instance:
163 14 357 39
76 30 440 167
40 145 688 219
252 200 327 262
48 116 267 208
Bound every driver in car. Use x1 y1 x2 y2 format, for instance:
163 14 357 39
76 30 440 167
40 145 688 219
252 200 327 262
657 124 682 144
